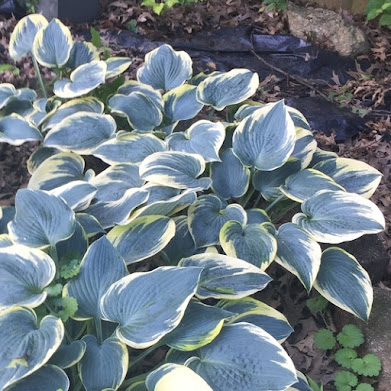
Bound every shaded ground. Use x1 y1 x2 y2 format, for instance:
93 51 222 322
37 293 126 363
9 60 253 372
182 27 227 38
0 1 390 389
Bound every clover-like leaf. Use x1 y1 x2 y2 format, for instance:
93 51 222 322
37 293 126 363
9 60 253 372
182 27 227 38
355 384 374 391
166 120 225 162
196 69 259 110
8 189 76 248
306 295 328 313
233 100 296 171
53 61 107 99
33 18 73 68
137 44 192 91
101 267 202 348
314 249 373 321
0 307 64 390
334 371 358 391
337 325 365 348
9 14 48 61
314 329 336 350
78 335 128 391
146 363 213 391
293 190 385 244
334 348 358 369
0 114 42 146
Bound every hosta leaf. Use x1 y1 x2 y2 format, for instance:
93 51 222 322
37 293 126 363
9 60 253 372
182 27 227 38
64 236 128 320
0 245 55 309
218 297 293 343
49 340 86 369
0 84 16 110
106 57 132 79
252 158 302 201
0 307 64 390
188 195 246 248
281 169 345 202
8 189 76 248
9 14 48 61
246 208 270 224
310 148 339 166
50 180 97 211
42 97 104 132
107 215 175 264
66 41 99 69
166 120 225 162
211 148 250 199
291 127 317 169
0 235 13 248
179 253 271 299
314 247 373 321
53 61 107 99
93 132 166 165
0 114 42 146
101 267 202 348
275 223 322 292
118 81 163 106
137 44 192 91
196 69 259 110
187 323 297 391
0 206 15 234
5 365 70 391
164 300 233 351
146 364 213 391
163 84 203 122
45 112 116 154
286 372 313 391
28 152 85 190
108 93 163 131
75 213 104 238
79 335 128 391
56 221 88 262
313 157 382 198
292 190 385 244
220 220 277 270
140 151 212 190
33 18 73 68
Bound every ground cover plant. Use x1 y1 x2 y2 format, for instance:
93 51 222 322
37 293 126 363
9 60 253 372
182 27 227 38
0 14 386 391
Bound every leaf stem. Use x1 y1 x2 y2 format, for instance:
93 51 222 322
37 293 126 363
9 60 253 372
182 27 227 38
31 55 47 99
128 343 163 370
50 245 60 279
239 187 255 208
252 193 263 209
207 108 215 121
264 194 285 213
95 317 103 345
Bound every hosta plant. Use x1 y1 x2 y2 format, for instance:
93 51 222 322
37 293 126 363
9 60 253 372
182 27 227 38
0 14 385 391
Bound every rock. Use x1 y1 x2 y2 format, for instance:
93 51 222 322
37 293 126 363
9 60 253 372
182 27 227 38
334 287 391 390
286 4 369 57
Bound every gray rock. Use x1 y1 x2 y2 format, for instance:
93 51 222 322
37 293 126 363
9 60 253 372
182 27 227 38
334 287 391 390
286 3 369 57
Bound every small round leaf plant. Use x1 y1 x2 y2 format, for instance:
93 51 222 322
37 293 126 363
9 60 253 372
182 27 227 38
0 14 386 391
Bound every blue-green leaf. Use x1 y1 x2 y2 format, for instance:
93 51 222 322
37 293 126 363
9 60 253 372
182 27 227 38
0 235 13 248
5 365 70 391
106 57 132 79
0 206 15 234
188 195 246 248
79 335 128 391
9 14 48 61
291 127 317 169
117 81 163 106
196 69 259 110
293 190 385 244
137 44 192 92
220 220 277 270
0 245 55 310
218 297 293 343
64 236 128 320
233 100 296 170
75 213 104 238
313 157 382 198
8 189 76 248
179 253 271 299
140 151 212 190
166 120 225 162
56 221 88 262
101 267 202 348
187 323 297 391
66 41 99 69
286 372 313 391
0 114 42 146
281 169 345 202
275 223 322 291
108 93 163 131
33 18 73 68
211 148 250 199
53 61 107 99
0 307 64 390
164 300 233 351
146 363 213 391
246 208 270 224
314 248 373 321
93 132 166 165
107 215 175 264
163 85 203 122
45 112 116 154
49 340 86 369
309 148 339 167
